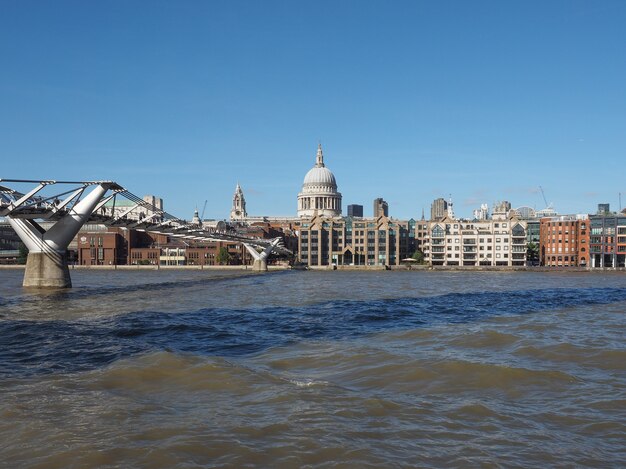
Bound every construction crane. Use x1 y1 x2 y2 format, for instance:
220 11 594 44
539 186 549 208
200 199 208 220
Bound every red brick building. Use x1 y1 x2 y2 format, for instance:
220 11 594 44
539 215 589 267
76 228 127 265
77 228 166 265
76 221 294 266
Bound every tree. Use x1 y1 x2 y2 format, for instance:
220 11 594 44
215 247 232 265
17 243 28 265
526 242 539 265
411 249 425 264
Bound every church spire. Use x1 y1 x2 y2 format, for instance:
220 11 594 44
230 182 247 221
315 143 325 168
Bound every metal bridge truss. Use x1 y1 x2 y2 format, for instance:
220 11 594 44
0 179 292 257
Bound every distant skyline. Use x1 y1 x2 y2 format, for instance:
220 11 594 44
1 1 625 220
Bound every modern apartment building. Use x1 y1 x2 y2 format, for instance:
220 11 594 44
414 220 428 254
422 216 528 266
539 215 589 267
298 214 415 267
589 214 626 268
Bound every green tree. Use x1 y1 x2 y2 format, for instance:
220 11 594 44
17 243 28 265
526 242 539 264
411 249 425 264
215 247 232 265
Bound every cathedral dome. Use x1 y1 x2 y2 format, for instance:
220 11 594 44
303 166 337 187
297 144 342 218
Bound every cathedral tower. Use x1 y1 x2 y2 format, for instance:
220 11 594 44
230 183 247 221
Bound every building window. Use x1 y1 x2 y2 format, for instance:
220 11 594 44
431 225 444 238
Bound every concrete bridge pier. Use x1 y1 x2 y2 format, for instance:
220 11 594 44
22 251 72 288
251 258 268 272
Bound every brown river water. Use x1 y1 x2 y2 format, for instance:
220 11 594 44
0 269 624 468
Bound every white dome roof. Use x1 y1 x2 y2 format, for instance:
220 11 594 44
297 144 342 217
303 166 337 187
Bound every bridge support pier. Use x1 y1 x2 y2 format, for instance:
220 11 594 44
251 258 268 272
8 183 112 288
243 238 281 273
23 251 72 288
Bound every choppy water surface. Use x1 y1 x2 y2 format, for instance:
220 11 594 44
1 270 625 468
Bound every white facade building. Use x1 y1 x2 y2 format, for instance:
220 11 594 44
422 216 528 267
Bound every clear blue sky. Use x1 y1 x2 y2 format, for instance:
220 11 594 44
1 1 625 220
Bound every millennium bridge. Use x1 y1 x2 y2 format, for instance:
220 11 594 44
0 179 292 288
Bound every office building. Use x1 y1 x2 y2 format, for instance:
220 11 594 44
589 214 626 268
373 198 388 217
430 198 448 220
597 203 611 215
347 204 363 217
298 214 415 267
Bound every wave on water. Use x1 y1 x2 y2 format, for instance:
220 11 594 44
1 287 626 378
0 271 278 311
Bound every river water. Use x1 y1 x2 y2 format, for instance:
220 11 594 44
0 269 624 468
